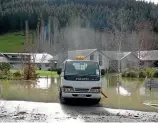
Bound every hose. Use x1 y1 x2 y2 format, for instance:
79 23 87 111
101 91 108 98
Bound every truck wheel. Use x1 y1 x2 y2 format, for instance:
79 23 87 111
59 91 66 104
93 98 101 105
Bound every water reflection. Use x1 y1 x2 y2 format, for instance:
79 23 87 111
54 78 58 84
36 77 51 89
0 78 60 102
0 75 158 112
101 76 158 112
140 86 146 96
116 86 131 96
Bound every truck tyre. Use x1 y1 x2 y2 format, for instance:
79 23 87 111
93 98 101 105
59 90 66 104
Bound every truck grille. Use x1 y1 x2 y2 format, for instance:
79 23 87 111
75 88 89 92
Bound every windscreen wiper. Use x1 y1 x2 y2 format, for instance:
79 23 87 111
65 73 81 76
65 73 98 76
83 74 99 76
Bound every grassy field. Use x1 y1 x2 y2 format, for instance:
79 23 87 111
0 32 25 52
10 70 59 78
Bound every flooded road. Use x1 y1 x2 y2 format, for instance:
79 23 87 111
0 75 158 112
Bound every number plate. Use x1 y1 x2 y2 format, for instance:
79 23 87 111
78 94 86 97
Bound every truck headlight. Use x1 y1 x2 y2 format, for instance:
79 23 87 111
90 87 101 93
62 86 74 92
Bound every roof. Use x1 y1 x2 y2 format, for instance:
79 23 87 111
0 53 53 64
53 49 158 61
102 51 131 60
0 56 8 62
0 53 30 55
30 53 53 63
64 59 99 62
68 49 97 60
137 50 158 60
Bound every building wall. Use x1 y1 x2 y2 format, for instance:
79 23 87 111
142 60 156 68
86 51 109 69
109 60 118 72
11 63 53 71
11 63 24 70
121 54 139 69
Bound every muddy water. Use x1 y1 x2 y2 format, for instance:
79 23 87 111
101 76 158 112
0 76 157 112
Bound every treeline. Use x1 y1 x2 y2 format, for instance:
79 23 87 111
0 0 158 34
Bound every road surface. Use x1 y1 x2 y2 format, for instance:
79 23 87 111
0 100 158 123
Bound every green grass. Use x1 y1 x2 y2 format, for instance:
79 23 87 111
36 70 59 77
0 32 25 52
151 100 158 105
10 69 59 78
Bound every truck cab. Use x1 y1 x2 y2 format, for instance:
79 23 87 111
57 56 105 104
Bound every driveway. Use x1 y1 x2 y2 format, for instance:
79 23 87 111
0 100 158 122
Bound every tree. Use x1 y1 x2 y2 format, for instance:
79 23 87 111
0 0 157 34
135 20 157 77
0 62 11 73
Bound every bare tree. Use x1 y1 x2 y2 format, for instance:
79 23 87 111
134 20 157 78
22 18 54 80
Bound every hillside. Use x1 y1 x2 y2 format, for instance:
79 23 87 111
0 0 158 33
0 0 157 52
0 32 24 52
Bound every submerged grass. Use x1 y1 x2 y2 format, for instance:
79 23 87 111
10 70 59 78
151 100 158 105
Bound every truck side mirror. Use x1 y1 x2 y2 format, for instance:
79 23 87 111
57 68 62 75
101 69 105 76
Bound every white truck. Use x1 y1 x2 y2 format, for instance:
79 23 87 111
57 56 105 104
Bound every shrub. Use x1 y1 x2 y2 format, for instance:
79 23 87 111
0 71 6 79
121 68 129 77
122 67 157 78
121 68 138 78
121 70 126 77
13 71 22 78
139 71 146 78
143 68 156 78
23 64 38 80
128 71 138 78
121 73 125 77
0 71 10 79
153 70 158 78
0 63 11 73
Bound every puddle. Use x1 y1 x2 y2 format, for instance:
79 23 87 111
0 76 158 112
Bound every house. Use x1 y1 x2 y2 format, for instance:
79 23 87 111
0 53 55 70
30 53 55 70
102 51 139 71
54 49 158 71
68 49 112 69
103 50 158 71
0 53 31 70
137 50 158 68
54 49 111 70
120 52 139 69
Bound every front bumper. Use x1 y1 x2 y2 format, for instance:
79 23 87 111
62 92 101 99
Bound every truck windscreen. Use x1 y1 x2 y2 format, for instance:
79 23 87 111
64 61 100 81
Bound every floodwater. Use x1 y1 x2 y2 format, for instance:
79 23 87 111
0 75 158 112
